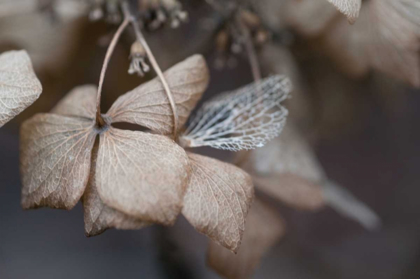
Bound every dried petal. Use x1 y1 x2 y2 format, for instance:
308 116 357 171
327 0 361 23
96 127 190 225
107 55 209 134
323 0 420 87
182 153 254 252
241 124 326 210
20 114 96 209
241 124 380 228
181 76 291 151
207 198 285 279
0 50 42 127
253 174 325 210
83 144 148 237
51 85 97 119
244 124 325 184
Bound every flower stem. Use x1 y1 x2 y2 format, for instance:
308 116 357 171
121 1 179 140
235 12 261 83
96 17 129 127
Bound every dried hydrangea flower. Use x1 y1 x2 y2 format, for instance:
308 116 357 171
20 54 292 253
128 41 150 76
21 55 208 226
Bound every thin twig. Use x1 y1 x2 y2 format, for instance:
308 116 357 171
235 13 261 83
121 1 179 140
96 17 129 126
233 12 262 165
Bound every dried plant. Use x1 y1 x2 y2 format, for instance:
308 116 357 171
20 48 291 254
1 0 416 277
20 55 207 221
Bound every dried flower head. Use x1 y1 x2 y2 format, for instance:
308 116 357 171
138 0 188 30
128 41 150 76
20 54 292 252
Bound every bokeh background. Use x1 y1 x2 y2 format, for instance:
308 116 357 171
1 1 420 278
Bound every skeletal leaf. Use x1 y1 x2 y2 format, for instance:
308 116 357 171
260 43 312 129
181 76 291 151
240 123 326 210
83 144 148 237
323 0 420 87
51 85 97 119
182 153 254 253
96 127 190 225
207 198 285 279
327 0 361 23
107 55 209 134
20 113 96 209
0 50 42 127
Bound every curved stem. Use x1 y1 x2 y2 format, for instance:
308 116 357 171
96 17 129 126
122 1 179 139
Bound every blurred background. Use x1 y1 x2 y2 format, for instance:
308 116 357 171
1 0 420 278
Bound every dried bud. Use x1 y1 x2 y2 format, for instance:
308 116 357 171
138 0 187 30
177 10 188 22
215 30 229 53
231 42 242 54
131 41 146 57
239 10 261 29
88 0 122 23
161 0 178 10
105 0 121 23
169 5 188 28
128 41 150 76
89 6 104 21
255 29 270 45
